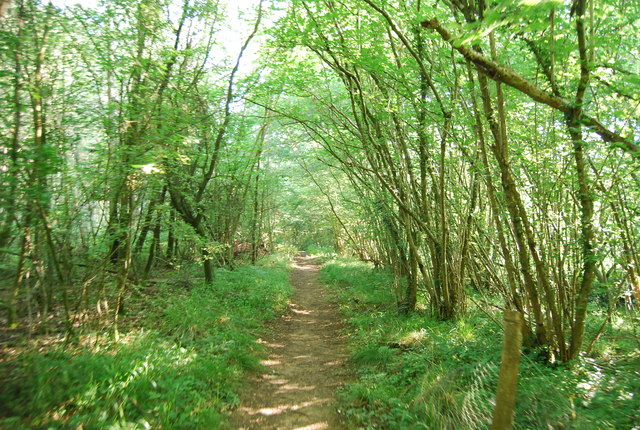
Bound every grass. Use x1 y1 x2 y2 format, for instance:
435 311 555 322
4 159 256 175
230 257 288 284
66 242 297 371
0 258 293 429
301 244 338 264
321 258 640 430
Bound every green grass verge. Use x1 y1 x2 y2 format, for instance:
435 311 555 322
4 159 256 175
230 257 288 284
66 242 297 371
0 259 292 429
321 258 640 430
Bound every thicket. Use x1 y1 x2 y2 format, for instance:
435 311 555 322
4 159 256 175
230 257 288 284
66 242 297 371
322 258 639 429
0 258 292 428
265 0 640 364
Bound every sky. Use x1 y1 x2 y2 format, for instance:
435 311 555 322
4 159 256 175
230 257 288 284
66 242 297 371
50 0 262 13
49 0 271 75
49 0 266 43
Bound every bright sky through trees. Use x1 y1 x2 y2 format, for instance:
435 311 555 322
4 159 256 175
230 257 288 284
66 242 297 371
50 0 265 69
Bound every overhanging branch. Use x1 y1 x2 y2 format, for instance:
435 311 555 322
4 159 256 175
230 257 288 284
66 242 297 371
421 18 639 159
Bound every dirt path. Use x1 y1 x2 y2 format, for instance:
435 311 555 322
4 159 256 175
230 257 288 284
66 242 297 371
230 255 348 430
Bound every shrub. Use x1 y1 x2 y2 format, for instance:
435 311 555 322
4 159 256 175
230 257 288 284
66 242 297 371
0 258 293 428
322 259 640 430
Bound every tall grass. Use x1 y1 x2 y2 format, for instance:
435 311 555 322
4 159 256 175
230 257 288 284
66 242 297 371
322 258 640 429
0 259 292 429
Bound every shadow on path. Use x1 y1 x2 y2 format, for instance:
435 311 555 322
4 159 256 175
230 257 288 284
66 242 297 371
229 255 348 430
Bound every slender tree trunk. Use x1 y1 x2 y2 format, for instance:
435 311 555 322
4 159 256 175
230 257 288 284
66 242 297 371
0 2 23 261
134 193 158 257
251 160 261 265
8 222 30 328
144 193 164 278
476 71 548 347
566 0 597 360
114 183 133 338
167 209 175 261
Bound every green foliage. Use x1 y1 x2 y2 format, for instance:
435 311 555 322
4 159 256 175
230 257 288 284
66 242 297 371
323 259 640 430
0 260 292 429
303 244 334 255
321 258 394 309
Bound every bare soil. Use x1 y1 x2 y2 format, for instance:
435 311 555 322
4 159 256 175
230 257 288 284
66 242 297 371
229 255 349 430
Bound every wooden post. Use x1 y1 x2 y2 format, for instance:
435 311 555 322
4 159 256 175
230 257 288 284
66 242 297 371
490 310 523 430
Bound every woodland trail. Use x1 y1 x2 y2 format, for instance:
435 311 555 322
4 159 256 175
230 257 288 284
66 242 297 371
229 255 349 430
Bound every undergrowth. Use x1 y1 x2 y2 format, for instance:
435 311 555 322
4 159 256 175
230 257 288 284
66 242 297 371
302 244 337 263
322 258 640 430
0 258 292 429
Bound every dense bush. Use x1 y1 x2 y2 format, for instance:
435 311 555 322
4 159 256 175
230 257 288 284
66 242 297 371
0 261 292 429
322 259 640 430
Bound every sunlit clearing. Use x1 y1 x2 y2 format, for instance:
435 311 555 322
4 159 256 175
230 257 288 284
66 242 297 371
401 328 429 346
260 359 282 366
294 423 329 430
243 399 330 417
136 164 161 174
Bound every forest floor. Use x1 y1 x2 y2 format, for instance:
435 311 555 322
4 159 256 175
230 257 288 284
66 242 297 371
229 255 349 430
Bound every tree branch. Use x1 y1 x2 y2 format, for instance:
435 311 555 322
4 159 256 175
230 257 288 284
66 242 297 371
421 18 639 159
